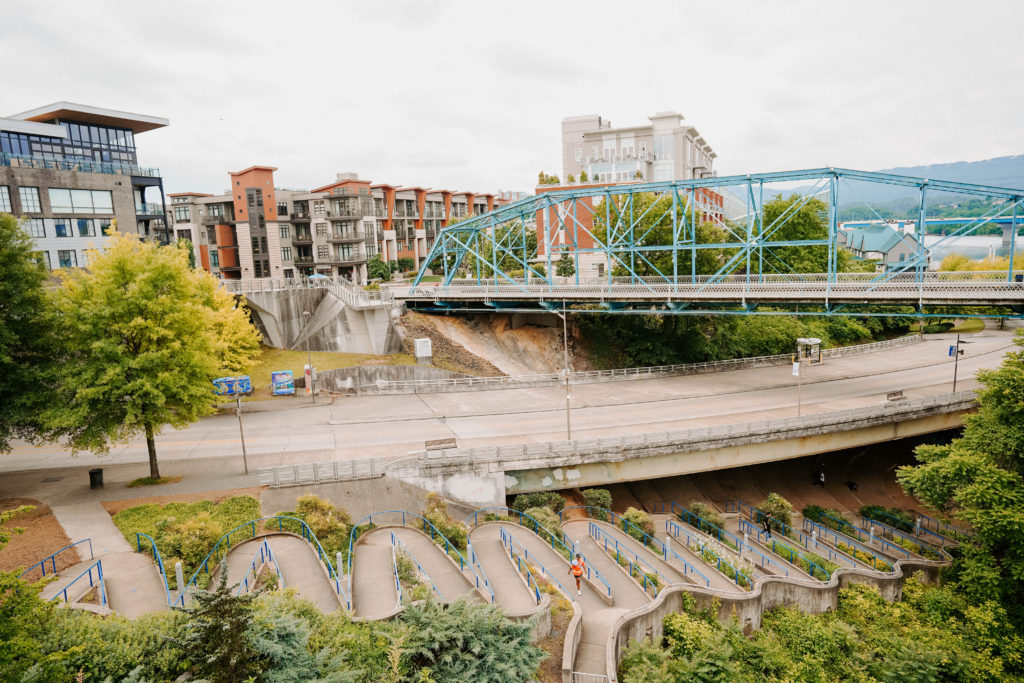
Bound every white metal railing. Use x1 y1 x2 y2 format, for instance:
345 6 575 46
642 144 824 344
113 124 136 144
258 458 381 488
362 335 922 394
220 276 394 309
571 673 608 683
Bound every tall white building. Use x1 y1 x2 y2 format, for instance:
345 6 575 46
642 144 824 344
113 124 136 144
561 111 716 184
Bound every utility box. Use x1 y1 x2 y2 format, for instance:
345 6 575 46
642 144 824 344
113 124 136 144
414 338 433 365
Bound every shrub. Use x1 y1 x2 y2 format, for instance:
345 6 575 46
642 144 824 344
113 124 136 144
687 501 725 531
512 491 565 514
622 507 655 543
803 505 853 534
859 505 915 533
758 493 793 532
582 488 612 519
424 493 468 552
523 506 563 543
922 321 954 334
275 494 353 565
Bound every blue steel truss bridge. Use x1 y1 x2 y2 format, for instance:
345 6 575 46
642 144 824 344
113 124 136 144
396 167 1024 318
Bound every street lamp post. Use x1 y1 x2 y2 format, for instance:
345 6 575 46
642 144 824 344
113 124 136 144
303 310 315 404
951 334 970 393
562 300 572 441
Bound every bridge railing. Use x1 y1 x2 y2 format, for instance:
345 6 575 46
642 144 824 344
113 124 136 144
19 538 93 582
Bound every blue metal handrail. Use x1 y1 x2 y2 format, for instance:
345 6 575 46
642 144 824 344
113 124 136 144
916 511 971 538
496 527 543 605
738 519 833 581
727 500 855 569
174 516 348 609
466 506 613 598
801 519 895 571
808 515 913 559
561 505 716 587
665 520 754 588
235 539 284 596
588 522 669 596
861 510 951 546
858 517 948 560
500 526 570 602
391 532 445 603
346 510 493 605
19 538 93 581
666 509 791 577
135 532 173 606
466 539 494 598
669 502 739 548
51 559 106 606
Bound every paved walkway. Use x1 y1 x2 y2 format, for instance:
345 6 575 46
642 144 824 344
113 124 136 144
352 530 400 618
221 535 342 613
390 527 477 603
468 525 539 616
723 517 817 581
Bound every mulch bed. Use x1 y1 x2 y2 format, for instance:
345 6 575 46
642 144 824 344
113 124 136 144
0 498 78 574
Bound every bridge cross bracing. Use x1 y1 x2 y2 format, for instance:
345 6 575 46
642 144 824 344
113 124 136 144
398 168 1024 318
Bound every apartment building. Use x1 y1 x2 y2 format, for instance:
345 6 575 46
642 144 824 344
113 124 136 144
561 110 716 184
0 101 169 269
169 166 511 283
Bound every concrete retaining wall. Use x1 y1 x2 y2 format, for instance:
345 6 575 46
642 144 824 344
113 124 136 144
316 365 467 394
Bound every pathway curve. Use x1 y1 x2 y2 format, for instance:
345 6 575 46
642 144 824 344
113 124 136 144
468 525 538 616
389 527 477 603
722 517 816 581
352 529 400 618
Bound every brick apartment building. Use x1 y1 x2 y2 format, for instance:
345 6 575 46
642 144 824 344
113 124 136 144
168 166 515 282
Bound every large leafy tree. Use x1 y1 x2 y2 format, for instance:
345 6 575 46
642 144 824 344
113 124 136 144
44 232 260 478
898 330 1024 620
0 213 59 452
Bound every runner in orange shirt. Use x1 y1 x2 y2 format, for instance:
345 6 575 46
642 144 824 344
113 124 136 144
568 553 585 595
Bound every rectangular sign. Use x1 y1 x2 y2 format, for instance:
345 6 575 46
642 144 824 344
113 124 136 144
271 370 295 396
948 345 956 357
212 375 252 396
792 362 801 377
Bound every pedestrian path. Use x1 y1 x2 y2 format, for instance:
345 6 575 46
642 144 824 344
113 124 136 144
352 530 400 618
390 527 477 602
468 525 540 616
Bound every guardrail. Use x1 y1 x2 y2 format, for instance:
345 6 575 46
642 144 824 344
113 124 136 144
366 335 923 394
19 538 93 581
51 559 106 606
665 502 791 577
219 275 394 309
664 520 752 588
498 527 543 605
391 532 445 603
466 538 494 602
588 522 668 597
916 511 972 539
810 513 913 559
858 517 947 560
800 519 894 572
738 519 833 581
258 458 381 488
236 539 283 596
346 510 493 606
861 509 952 546
466 507 612 599
174 516 348 609
135 533 174 606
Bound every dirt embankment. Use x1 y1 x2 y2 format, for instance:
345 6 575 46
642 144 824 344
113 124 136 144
399 311 589 376
0 498 77 574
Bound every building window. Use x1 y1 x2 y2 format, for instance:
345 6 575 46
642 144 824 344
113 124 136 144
252 237 261 254
279 225 290 238
317 245 329 259
276 202 288 216
54 220 71 237
77 218 95 237
33 251 51 269
210 250 219 267
57 250 77 268
19 187 41 212
281 246 292 261
48 188 114 214
314 201 324 214
283 268 294 279
575 147 582 162
315 223 327 236
254 261 263 277
26 218 45 237
206 227 217 243
261 236 267 252
173 206 190 221
0 186 10 212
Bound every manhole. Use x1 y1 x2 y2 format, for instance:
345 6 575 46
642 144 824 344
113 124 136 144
41 476 63 483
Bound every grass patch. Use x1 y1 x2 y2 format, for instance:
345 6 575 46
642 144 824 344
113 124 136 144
949 318 985 333
112 495 260 589
243 344 416 400
126 476 182 488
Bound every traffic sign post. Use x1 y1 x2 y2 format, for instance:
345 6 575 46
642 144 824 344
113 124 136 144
212 376 253 474
951 334 971 393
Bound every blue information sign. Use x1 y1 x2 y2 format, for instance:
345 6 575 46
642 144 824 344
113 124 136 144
271 370 295 396
948 345 956 357
212 376 252 396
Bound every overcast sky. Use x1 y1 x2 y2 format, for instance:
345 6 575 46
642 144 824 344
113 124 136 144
4 0 1022 195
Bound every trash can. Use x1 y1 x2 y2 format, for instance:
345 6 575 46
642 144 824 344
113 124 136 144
88 468 103 489
1015 274 1023 283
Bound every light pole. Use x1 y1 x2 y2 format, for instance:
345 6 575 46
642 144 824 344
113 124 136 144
556 300 572 441
951 334 971 393
303 310 315 404
236 395 249 474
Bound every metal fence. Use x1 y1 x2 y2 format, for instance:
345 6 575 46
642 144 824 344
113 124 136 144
258 458 382 488
220 276 394 309
366 335 923 394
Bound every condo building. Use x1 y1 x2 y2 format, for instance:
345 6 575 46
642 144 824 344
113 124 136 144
0 102 169 268
561 110 716 183
168 166 513 282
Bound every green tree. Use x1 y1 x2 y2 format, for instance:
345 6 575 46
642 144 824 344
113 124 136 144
898 329 1024 618
177 564 263 682
368 254 392 280
177 237 197 268
579 170 589 182
397 256 416 272
555 252 576 277
43 232 260 478
0 213 59 452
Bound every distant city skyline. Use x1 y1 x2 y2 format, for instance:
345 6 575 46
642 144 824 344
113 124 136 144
5 0 1022 195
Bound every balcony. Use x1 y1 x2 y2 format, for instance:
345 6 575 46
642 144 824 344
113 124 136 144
292 232 313 244
294 254 314 264
202 213 232 225
1 153 160 178
328 207 366 219
322 255 366 266
327 231 365 243
135 202 165 217
291 212 310 220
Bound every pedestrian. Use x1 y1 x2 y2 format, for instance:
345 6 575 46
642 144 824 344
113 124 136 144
568 553 585 595
762 513 773 540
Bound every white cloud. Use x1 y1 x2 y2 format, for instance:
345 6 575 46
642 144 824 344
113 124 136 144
5 0 1022 194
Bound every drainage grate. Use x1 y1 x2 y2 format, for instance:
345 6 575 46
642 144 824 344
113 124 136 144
41 476 64 483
